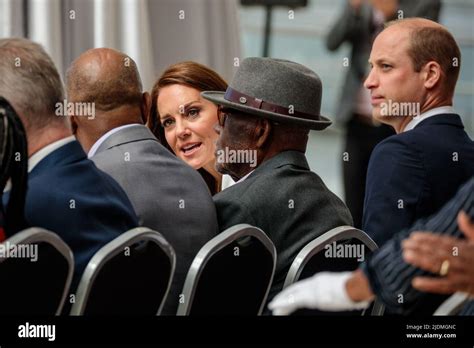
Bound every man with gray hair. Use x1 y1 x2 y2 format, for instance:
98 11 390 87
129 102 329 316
0 38 139 292
66 48 218 315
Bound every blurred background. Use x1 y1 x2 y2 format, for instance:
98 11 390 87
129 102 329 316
0 0 472 200
240 0 474 199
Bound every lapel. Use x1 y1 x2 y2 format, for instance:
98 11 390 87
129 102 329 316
95 125 158 155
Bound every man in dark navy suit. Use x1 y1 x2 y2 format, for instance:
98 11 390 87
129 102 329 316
270 20 474 315
0 38 138 291
361 18 474 246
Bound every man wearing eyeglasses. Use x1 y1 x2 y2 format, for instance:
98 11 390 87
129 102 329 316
202 57 353 306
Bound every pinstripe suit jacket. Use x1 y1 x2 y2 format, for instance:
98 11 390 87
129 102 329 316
362 176 474 315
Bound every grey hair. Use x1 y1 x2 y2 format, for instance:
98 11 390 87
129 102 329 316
0 38 66 132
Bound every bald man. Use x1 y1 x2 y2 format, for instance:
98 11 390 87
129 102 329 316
269 18 474 316
66 48 218 315
0 39 139 298
361 18 474 246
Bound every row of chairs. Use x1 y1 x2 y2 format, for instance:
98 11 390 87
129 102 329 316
0 223 464 315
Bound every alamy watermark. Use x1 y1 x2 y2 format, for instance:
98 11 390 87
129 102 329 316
380 100 421 117
324 241 365 262
55 99 95 119
0 242 38 262
216 147 257 168
18 322 55 341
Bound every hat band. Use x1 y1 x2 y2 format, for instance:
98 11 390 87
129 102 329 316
224 87 319 121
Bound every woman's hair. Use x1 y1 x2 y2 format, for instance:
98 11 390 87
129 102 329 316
149 61 228 194
149 61 227 146
0 97 28 237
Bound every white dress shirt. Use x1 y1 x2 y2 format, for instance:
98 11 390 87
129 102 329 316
236 170 254 184
28 136 76 173
221 174 236 190
88 123 141 158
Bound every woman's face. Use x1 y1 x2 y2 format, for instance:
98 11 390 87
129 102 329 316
157 84 219 170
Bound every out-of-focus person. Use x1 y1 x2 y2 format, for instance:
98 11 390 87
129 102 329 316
0 97 28 240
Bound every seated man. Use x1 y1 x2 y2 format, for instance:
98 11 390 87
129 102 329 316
0 38 138 291
362 18 474 246
269 176 474 316
66 48 218 315
202 57 353 304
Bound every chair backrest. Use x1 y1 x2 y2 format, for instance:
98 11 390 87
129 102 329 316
0 227 74 315
434 292 470 316
177 224 276 316
283 225 384 316
70 227 175 315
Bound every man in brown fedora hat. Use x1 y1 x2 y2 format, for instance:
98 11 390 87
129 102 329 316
202 57 353 306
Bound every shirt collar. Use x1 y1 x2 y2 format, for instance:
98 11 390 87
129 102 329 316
236 170 255 184
403 106 456 133
28 136 76 173
88 123 140 158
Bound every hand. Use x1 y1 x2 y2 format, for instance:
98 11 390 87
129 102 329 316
268 272 370 315
402 211 474 295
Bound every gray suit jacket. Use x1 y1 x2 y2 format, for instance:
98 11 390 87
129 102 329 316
213 151 353 305
92 124 218 315
326 0 441 123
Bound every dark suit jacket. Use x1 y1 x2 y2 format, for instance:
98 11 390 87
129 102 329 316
213 150 353 303
362 176 474 315
3 140 139 290
363 114 474 246
91 125 218 315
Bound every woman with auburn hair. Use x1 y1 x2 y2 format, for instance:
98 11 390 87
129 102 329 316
149 61 233 194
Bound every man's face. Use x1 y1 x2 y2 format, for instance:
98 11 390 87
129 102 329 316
214 107 258 180
364 26 425 122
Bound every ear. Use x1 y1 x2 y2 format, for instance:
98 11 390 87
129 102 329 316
70 116 78 135
255 119 272 148
140 92 152 125
422 61 442 90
